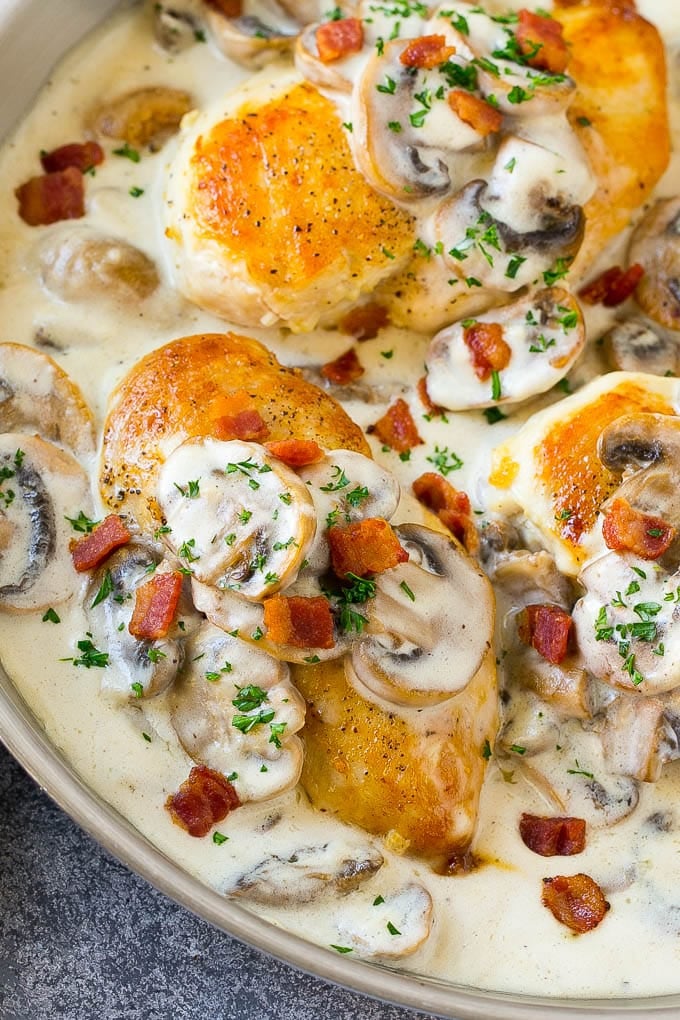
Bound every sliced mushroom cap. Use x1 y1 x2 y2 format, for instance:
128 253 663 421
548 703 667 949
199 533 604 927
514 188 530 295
153 2 204 53
170 620 305 802
157 437 316 600
629 196 680 330
602 694 677 783
436 178 583 295
88 86 193 148
0 434 91 613
0 343 95 457
295 24 356 93
425 287 585 410
348 523 494 707
351 40 483 204
86 542 196 701
228 837 384 904
39 227 160 305
601 319 678 376
297 449 400 574
334 882 433 958
206 7 296 67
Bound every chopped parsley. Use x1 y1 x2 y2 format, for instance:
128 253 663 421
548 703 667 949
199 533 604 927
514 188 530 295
426 444 463 476
91 570 113 608
65 510 100 533
42 607 60 624
113 142 140 162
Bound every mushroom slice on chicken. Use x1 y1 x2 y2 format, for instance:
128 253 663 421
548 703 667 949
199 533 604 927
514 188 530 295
350 524 493 707
0 434 91 613
153 2 204 54
0 343 95 457
170 621 305 802
295 23 357 93
229 837 384 904
601 319 678 377
157 437 316 600
86 542 196 701
88 86 193 148
206 6 296 67
628 196 680 331
425 287 584 410
334 882 433 959
39 227 159 306
602 694 678 783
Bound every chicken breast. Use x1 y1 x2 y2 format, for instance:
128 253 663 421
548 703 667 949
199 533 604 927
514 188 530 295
163 69 416 332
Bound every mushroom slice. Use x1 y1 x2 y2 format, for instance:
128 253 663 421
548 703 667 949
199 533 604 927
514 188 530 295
601 319 678 377
157 437 316 600
424 287 584 410
628 197 680 330
207 8 296 67
86 542 195 701
602 694 677 783
88 86 193 148
170 621 305 802
297 450 400 574
229 838 384 904
334 882 433 958
39 227 159 305
436 179 584 296
349 524 493 707
0 434 91 613
0 343 95 457
153 2 203 53
351 40 483 204
295 24 356 93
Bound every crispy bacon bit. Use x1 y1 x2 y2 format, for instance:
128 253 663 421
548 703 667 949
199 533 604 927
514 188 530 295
541 873 610 933
602 496 676 560
516 9 569 74
166 764 241 838
129 571 183 640
369 398 423 453
520 814 586 857
400 34 456 69
265 438 325 467
339 302 389 340
204 0 242 16
463 322 512 380
71 514 131 572
448 90 503 137
518 603 573 664
412 472 478 552
15 167 85 226
316 17 364 63
328 517 408 578
263 593 335 649
578 264 645 307
40 141 104 174
417 376 443 416
210 389 269 442
320 347 364 385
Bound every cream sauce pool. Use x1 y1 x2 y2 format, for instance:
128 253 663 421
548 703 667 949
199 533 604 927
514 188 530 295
0 0 679 1000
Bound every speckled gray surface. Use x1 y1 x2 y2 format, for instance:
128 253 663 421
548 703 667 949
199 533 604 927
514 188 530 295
0 743 442 1020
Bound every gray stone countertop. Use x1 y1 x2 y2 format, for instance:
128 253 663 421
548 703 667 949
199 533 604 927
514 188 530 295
0 743 440 1020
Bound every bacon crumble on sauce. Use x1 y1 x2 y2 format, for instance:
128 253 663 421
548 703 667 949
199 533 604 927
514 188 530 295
602 497 676 560
320 346 364 385
519 814 586 857
369 398 423 453
166 764 241 838
328 518 408 577
463 322 512 380
541 873 610 934
518 604 573 664
578 264 645 307
315 17 364 63
412 472 478 553
70 514 131 572
399 34 456 69
128 571 183 640
263 593 335 648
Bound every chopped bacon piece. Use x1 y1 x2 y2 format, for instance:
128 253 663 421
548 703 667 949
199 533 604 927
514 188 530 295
263 593 335 649
129 571 183 640
40 141 104 174
340 302 389 340
463 322 512 380
412 472 478 552
369 398 423 453
71 514 131 572
204 0 242 16
448 90 503 137
417 376 443 416
320 347 364 385
578 264 644 307
602 496 675 560
15 167 85 226
518 603 573 664
265 438 325 467
328 517 408 578
516 9 569 74
520 814 586 857
541 873 610 933
166 764 241 838
209 388 269 442
400 34 456 69
316 17 364 63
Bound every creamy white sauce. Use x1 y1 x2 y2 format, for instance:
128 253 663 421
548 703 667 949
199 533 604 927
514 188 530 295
1 0 680 1001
